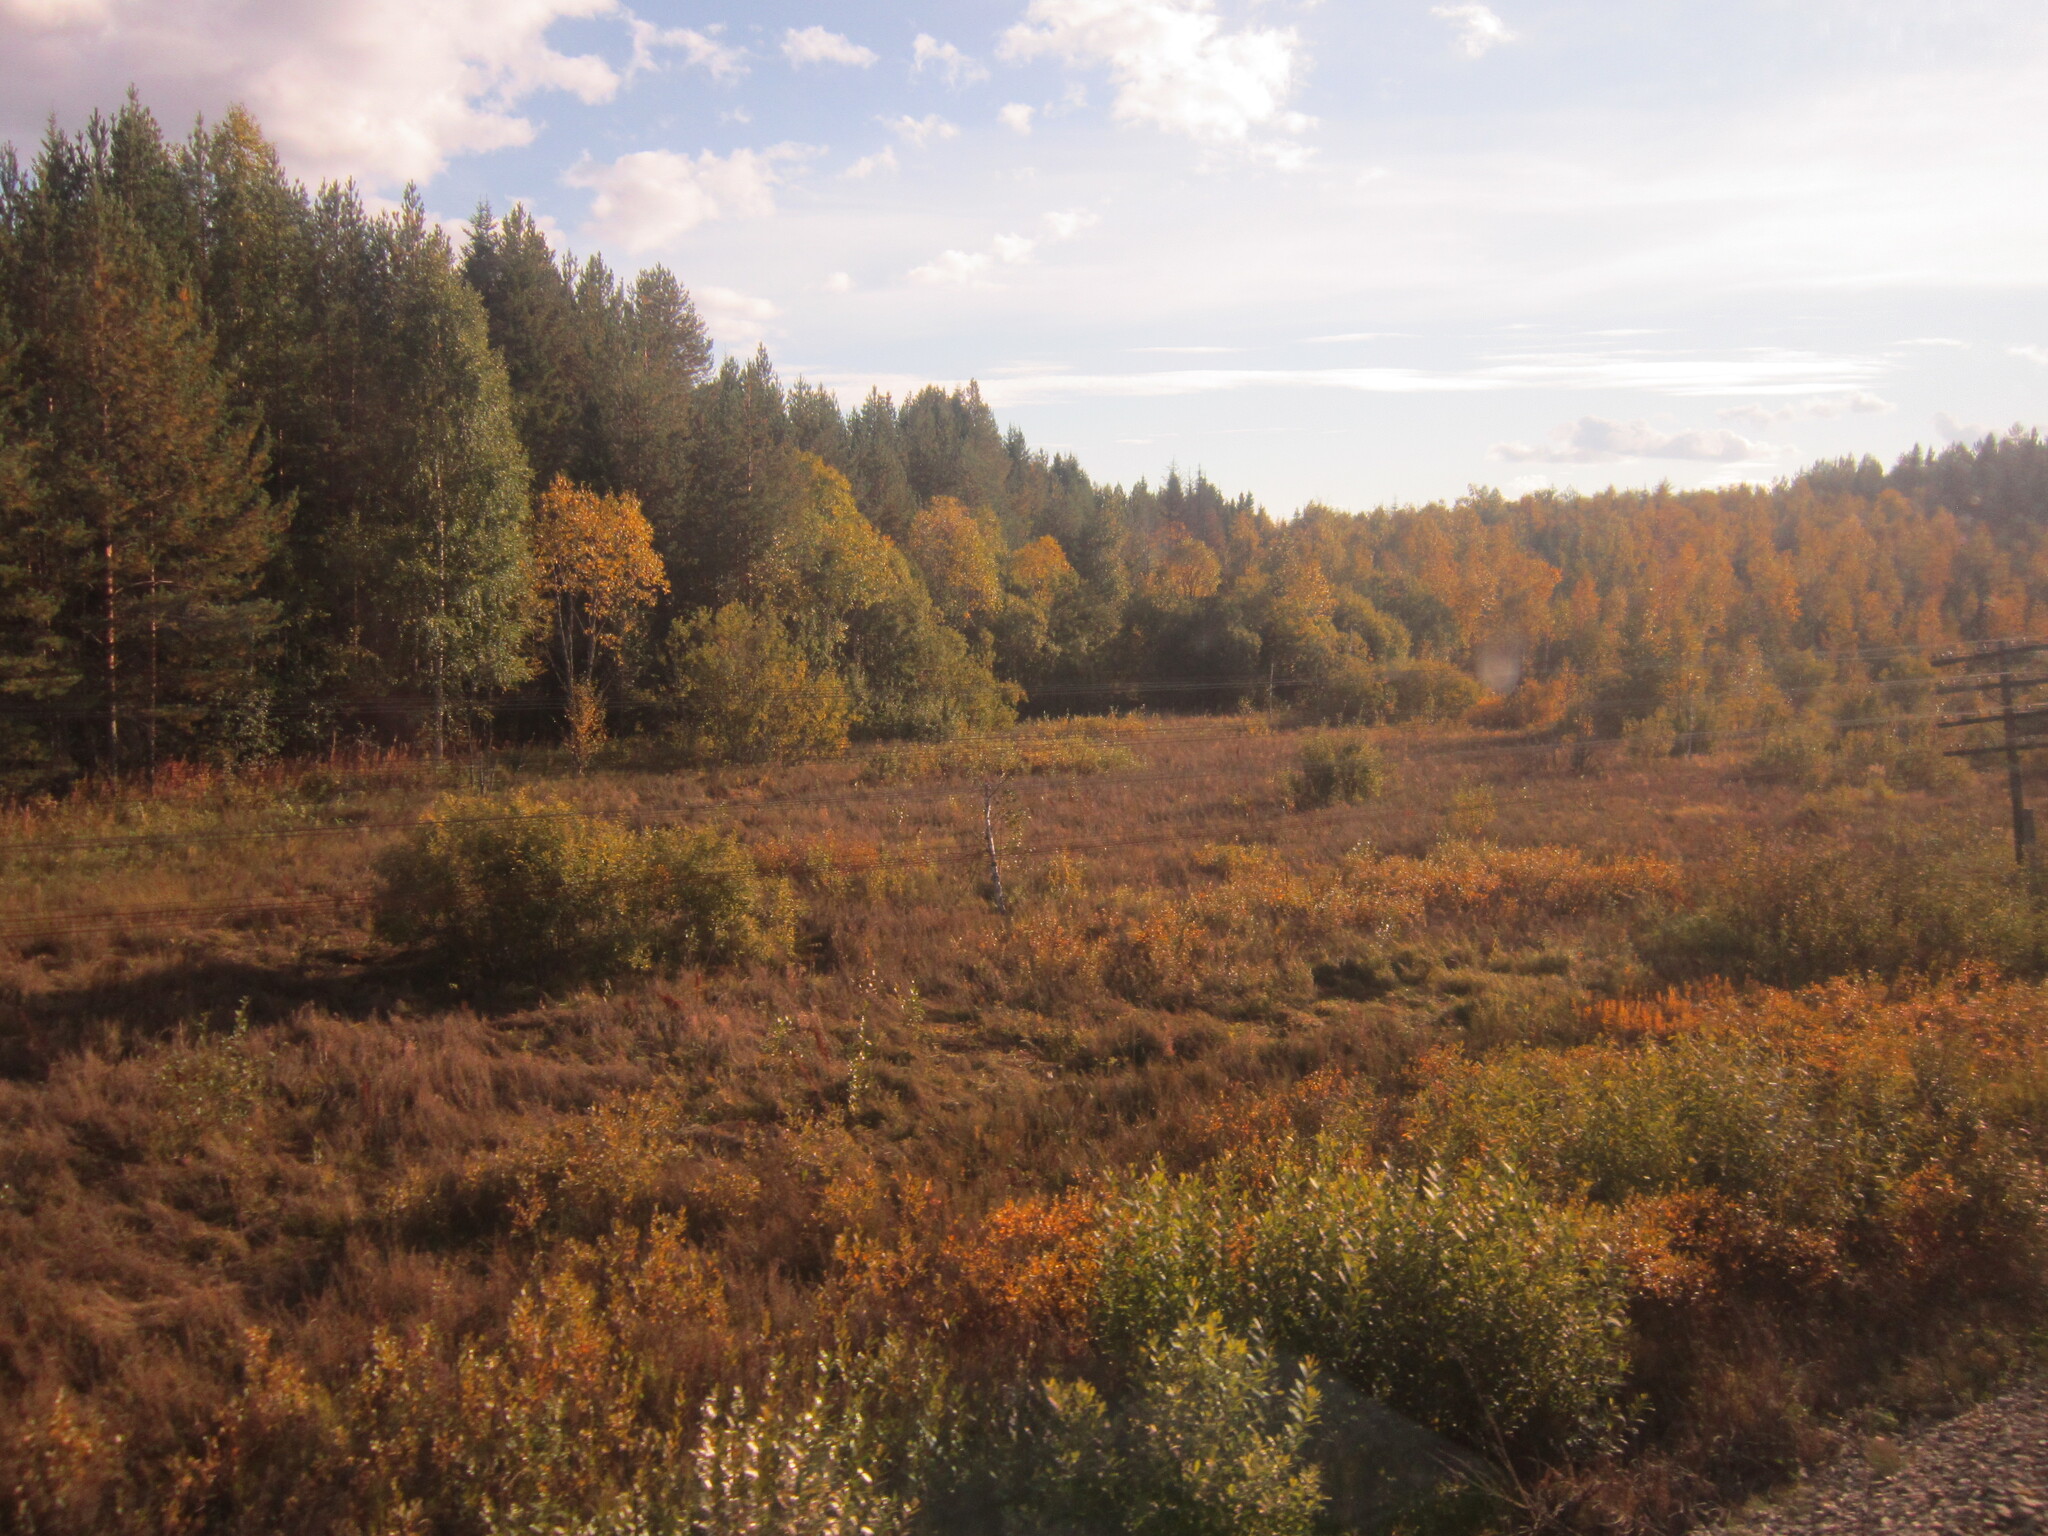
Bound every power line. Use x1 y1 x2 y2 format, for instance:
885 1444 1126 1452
0 665 1980 860
0 631 2027 728
0 711 2008 942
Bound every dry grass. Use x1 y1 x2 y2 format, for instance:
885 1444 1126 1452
0 716 2043 1532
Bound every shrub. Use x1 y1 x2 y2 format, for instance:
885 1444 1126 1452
1744 726 1834 788
1469 670 1574 731
667 602 851 765
1403 982 2048 1310
1637 834 2039 988
1093 1158 1632 1457
1295 656 1393 726
870 728 1142 784
1442 784 1497 842
1029 1313 1322 1536
843 591 1021 742
1620 709 1680 760
1287 734 1387 810
373 791 793 989
1351 841 1684 926
1384 659 1484 723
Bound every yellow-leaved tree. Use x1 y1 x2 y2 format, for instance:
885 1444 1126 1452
531 475 668 762
908 496 1004 633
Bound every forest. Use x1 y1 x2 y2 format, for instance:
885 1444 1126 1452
4 97 2048 1536
6 101 2048 785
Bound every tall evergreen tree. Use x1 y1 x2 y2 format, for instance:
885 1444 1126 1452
0 308 66 768
374 192 534 751
4 176 277 771
846 389 916 542
463 204 592 491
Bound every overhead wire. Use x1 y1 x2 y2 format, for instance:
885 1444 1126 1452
1 660 2007 861
2 701 2024 943
0 629 2035 732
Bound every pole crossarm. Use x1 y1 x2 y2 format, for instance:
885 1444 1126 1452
1937 702 2048 730
1935 670 2048 696
1932 638 2048 668
1943 739 2048 759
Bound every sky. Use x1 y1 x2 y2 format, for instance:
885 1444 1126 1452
3 0 2047 513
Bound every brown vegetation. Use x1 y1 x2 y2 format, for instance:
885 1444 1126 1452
1 716 2046 1533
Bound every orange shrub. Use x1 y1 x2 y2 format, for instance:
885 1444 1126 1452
1350 840 1685 925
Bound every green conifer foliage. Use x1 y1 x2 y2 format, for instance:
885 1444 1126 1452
3 162 278 773
374 192 534 750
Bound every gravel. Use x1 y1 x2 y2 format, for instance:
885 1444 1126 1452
1721 1381 2048 1536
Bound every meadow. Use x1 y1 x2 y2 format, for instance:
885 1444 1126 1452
3 713 2047 1535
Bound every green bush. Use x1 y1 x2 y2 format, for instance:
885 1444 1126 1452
1744 726 1834 788
374 790 793 989
1402 1025 2026 1237
667 602 852 765
1029 1313 1322 1536
1093 1158 1631 1457
1287 734 1388 810
1637 834 2040 988
1296 656 1393 727
1411 1034 1834 1215
1385 660 1484 723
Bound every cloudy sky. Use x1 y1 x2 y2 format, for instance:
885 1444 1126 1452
4 0 2046 511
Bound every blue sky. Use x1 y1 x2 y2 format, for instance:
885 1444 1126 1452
4 0 2046 511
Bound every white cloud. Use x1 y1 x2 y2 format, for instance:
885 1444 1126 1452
1044 207 1099 239
999 0 1303 144
3 0 112 21
696 284 780 346
911 248 995 285
1245 134 1313 171
0 0 624 188
1718 392 1894 429
1482 348 1885 397
999 102 1036 133
977 367 1497 404
565 145 791 252
1492 417 1766 464
908 207 1096 287
839 148 897 180
1937 411 1994 444
782 25 876 67
949 348 1884 407
1431 4 1516 59
2011 345 2048 366
844 146 898 178
913 33 988 85
823 271 854 293
884 112 959 147
629 20 744 80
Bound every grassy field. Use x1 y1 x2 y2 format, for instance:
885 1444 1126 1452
3 716 2046 1534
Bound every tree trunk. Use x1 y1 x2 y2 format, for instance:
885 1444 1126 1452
103 526 119 771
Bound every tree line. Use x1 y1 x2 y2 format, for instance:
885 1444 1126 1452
2 95 2045 787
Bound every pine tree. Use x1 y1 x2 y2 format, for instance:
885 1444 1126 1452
375 191 535 753
6 181 278 772
0 308 68 758
846 389 917 542
463 203 592 490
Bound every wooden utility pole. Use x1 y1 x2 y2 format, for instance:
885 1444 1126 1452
1934 638 2048 864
